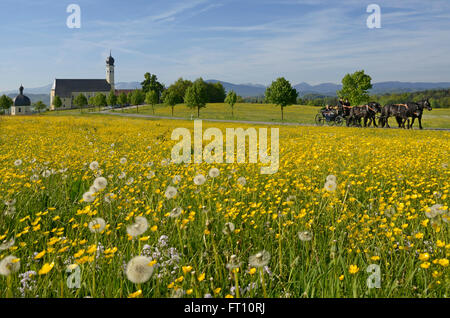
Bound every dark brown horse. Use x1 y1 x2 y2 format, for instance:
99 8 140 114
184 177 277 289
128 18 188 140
348 102 382 127
396 99 432 129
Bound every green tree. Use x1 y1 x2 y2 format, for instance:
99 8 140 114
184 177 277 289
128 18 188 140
88 96 96 107
145 90 159 115
225 90 237 117
33 101 47 114
167 78 193 104
141 72 165 100
107 90 117 107
163 89 178 116
127 92 133 105
206 82 226 102
131 90 145 113
337 70 373 106
184 78 208 118
265 77 298 120
0 95 13 112
52 95 62 110
74 94 88 113
95 93 108 111
118 92 128 111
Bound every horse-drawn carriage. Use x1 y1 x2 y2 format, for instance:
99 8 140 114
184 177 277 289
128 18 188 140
315 107 345 126
313 99 431 129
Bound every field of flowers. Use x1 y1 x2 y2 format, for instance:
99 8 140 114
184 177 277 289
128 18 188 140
0 115 448 298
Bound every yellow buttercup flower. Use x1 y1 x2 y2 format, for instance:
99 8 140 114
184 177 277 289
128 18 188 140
39 262 55 275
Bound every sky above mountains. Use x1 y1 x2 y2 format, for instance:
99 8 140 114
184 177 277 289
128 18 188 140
1 0 449 91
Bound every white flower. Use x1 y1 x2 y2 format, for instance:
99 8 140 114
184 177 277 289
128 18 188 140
237 177 247 186
209 168 220 178
120 157 127 165
249 250 270 268
83 191 96 203
0 239 15 251
0 255 20 276
172 175 182 184
4 199 16 206
89 161 99 171
193 174 206 186
126 177 134 185
324 180 337 192
126 256 154 284
42 170 51 178
88 217 106 233
30 174 39 181
14 159 22 166
426 204 447 219
127 217 149 237
326 175 337 183
146 171 155 179
93 177 108 190
298 231 313 242
169 207 182 218
89 185 99 193
222 222 235 235
165 186 178 199
118 172 127 179
226 255 241 270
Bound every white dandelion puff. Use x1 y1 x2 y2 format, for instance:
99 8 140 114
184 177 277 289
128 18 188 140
42 170 51 178
226 255 241 270
88 217 106 233
89 161 99 171
169 207 182 218
127 217 149 237
209 168 220 178
237 177 247 186
249 250 270 268
126 256 154 284
222 222 235 235
0 238 15 251
83 191 96 203
172 175 182 184
326 175 337 183
120 157 127 165
93 177 108 190
298 231 313 242
193 174 206 186
0 255 20 276
14 159 22 166
324 180 337 192
165 186 178 199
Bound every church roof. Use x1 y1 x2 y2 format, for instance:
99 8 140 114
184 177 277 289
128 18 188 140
53 79 112 98
13 85 31 106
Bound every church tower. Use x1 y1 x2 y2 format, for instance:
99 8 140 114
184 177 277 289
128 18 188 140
106 51 115 91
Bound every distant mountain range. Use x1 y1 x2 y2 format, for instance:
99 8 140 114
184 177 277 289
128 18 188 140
2 80 450 103
208 80 450 97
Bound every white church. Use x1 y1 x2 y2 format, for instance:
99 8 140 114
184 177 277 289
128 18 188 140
50 52 116 110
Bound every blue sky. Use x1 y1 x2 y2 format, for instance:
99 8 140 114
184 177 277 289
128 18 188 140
0 0 449 91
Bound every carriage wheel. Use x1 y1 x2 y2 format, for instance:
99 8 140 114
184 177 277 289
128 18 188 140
315 114 325 126
335 116 344 126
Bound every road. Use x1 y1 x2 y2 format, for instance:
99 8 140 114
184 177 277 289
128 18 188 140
98 108 450 131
